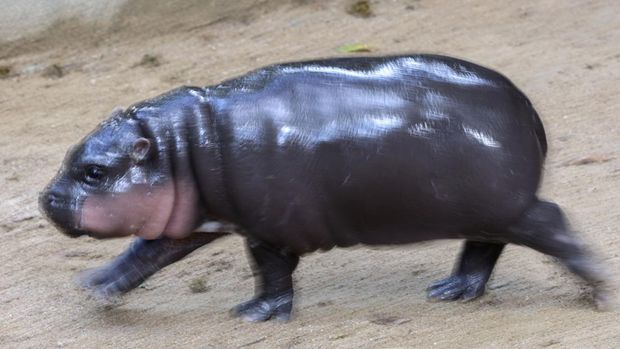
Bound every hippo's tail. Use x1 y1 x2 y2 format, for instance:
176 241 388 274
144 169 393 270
514 87 547 158
530 106 548 158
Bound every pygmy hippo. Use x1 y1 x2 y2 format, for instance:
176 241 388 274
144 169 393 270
40 54 608 321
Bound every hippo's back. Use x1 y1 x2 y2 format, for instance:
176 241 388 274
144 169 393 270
206 55 547 251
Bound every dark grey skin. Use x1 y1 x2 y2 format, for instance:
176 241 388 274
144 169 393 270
40 54 608 322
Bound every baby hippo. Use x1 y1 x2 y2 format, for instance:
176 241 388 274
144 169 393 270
40 54 608 321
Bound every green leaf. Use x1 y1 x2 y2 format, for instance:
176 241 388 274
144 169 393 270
337 43 372 53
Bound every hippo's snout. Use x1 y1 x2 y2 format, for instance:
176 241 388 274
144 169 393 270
39 188 85 238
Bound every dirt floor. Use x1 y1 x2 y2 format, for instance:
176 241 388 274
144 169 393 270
1 0 619 348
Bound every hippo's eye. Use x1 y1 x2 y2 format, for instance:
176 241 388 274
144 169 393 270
83 165 107 185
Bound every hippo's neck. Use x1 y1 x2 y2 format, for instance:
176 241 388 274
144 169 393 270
132 86 239 232
180 89 239 224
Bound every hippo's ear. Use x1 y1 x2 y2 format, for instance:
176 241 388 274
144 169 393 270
131 138 151 163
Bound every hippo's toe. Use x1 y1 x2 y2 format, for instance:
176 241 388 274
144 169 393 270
426 275 487 302
75 266 135 301
75 266 111 290
231 292 293 322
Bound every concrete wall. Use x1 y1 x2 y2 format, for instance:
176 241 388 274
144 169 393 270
0 0 128 42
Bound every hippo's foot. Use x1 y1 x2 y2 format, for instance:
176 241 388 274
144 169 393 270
235 238 299 322
75 265 135 302
427 240 505 302
231 292 293 322
427 275 487 301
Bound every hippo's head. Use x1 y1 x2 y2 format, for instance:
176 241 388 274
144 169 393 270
40 89 204 240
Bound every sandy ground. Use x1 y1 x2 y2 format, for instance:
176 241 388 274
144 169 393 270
1 0 619 348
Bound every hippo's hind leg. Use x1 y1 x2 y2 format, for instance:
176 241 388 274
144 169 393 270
427 241 505 301
77 233 226 300
232 238 299 322
504 199 608 308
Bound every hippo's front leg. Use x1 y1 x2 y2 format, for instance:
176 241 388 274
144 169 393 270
232 238 300 322
77 233 227 300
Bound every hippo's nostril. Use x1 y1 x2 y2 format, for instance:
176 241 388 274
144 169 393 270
48 193 57 204
45 192 64 207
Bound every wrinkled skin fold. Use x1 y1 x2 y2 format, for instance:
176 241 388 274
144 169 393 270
40 54 610 321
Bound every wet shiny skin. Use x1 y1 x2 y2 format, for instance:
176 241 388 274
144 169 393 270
40 55 607 320
41 54 545 246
